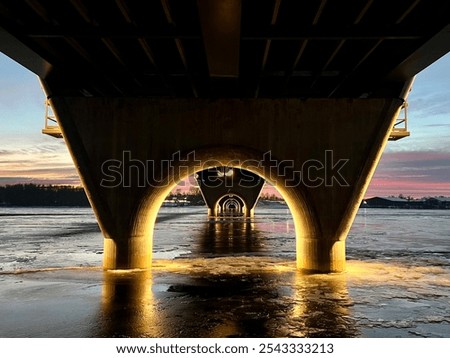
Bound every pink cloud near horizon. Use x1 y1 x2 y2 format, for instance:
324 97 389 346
366 150 450 198
1 147 449 199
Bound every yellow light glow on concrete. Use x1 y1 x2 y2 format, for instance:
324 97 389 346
129 146 320 273
270 185 319 272
51 96 408 273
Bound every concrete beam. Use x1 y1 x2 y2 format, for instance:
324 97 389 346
0 25 52 77
197 0 241 77
387 24 450 81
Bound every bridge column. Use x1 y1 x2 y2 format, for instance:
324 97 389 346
50 97 403 272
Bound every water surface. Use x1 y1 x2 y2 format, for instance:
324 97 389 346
0 205 449 337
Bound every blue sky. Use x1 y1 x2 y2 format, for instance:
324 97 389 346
0 51 449 197
0 52 82 185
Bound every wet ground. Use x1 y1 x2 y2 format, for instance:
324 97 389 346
0 206 449 338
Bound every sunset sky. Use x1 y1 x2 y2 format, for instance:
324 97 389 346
0 52 449 199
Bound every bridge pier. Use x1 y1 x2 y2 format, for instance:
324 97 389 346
197 168 264 218
50 97 403 272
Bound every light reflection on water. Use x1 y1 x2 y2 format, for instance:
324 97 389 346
97 262 357 338
0 207 449 337
94 256 450 338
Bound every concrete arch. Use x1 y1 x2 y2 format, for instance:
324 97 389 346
130 146 319 271
216 193 246 217
50 97 402 272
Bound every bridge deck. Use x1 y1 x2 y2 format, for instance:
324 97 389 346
1 0 449 99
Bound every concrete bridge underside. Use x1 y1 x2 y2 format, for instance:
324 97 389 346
51 96 402 272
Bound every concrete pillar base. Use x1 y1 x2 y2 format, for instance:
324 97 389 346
297 239 346 273
103 236 152 270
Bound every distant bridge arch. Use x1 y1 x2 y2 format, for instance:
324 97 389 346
196 165 265 218
217 194 246 217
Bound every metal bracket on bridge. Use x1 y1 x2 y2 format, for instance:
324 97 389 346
389 101 410 141
41 98 62 138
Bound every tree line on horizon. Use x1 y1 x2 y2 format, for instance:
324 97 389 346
0 184 287 207
0 184 90 207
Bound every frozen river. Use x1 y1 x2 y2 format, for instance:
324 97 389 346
0 205 449 337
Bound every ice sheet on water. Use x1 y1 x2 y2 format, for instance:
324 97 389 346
0 206 449 337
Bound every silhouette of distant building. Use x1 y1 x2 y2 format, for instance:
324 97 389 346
361 196 450 209
423 197 450 209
